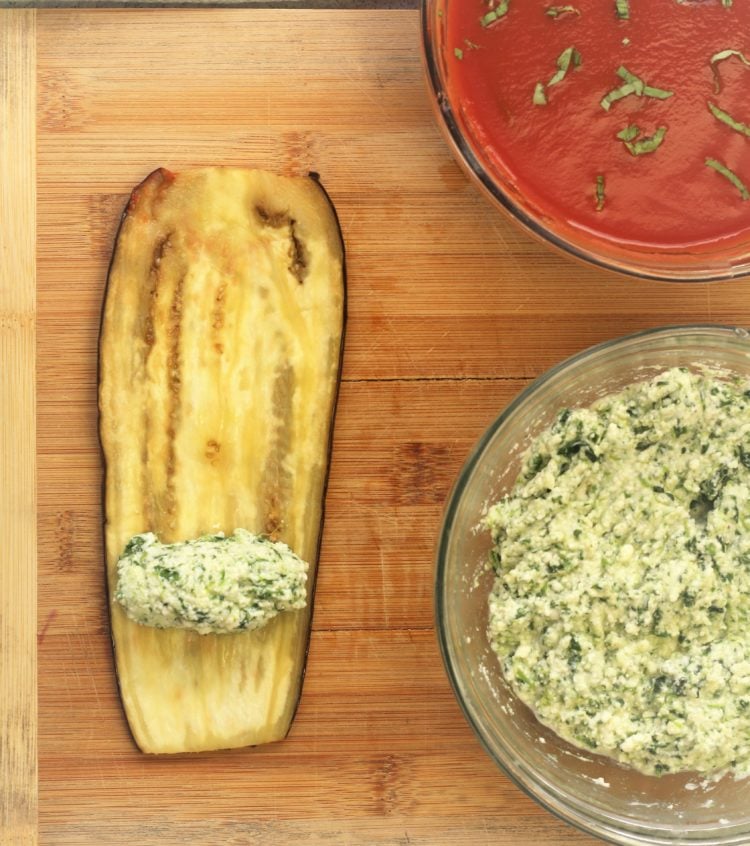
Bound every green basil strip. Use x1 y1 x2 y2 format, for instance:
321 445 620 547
624 126 667 155
616 124 640 142
705 157 750 200
533 46 581 105
548 46 581 85
711 49 750 93
601 66 673 110
617 66 641 85
533 82 548 105
642 85 674 99
601 81 639 110
618 122 670 156
615 0 630 19
711 48 750 65
454 47 464 59
480 0 510 26
723 0 733 7
546 4 580 16
708 101 750 138
595 175 606 211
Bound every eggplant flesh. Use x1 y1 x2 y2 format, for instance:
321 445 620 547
99 167 345 753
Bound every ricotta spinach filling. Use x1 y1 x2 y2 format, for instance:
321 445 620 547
115 528 308 635
484 367 750 776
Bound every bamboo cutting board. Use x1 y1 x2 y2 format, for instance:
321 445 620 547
1 6 747 845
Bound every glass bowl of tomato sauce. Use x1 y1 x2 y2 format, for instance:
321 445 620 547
421 0 750 282
436 324 750 845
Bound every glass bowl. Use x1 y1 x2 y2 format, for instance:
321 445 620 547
436 325 750 845
420 0 750 283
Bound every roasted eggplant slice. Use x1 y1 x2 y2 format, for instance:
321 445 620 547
99 167 345 753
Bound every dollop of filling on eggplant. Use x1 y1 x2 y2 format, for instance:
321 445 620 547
115 528 308 635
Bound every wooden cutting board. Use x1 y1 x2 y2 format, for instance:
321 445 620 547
3 6 750 844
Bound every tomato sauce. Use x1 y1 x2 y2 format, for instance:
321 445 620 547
445 0 750 251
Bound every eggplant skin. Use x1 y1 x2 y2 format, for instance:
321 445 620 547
99 167 345 753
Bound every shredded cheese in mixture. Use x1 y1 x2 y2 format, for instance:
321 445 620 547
485 367 750 776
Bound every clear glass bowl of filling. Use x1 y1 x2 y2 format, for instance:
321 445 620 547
436 325 750 845
421 0 750 282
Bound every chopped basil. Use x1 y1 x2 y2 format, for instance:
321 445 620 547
615 0 630 19
480 0 510 26
595 175 606 211
617 65 643 87
558 439 599 462
630 128 667 155
550 46 581 83
601 68 642 109
546 4 580 17
642 84 673 99
617 125 668 156
705 157 750 201
601 66 674 111
533 46 582 106
454 47 464 60
124 535 147 555
708 101 750 138
616 124 639 142
601 80 640 110
711 47 750 66
711 49 750 94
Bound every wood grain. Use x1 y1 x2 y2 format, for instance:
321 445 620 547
34 8 750 845
0 10 37 846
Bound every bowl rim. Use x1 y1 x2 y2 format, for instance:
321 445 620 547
419 0 750 284
434 323 750 845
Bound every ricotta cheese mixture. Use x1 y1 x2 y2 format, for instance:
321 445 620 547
115 528 308 635
484 367 750 776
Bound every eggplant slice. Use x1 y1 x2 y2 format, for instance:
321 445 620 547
99 167 345 753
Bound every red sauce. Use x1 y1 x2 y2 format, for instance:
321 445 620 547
445 0 750 252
